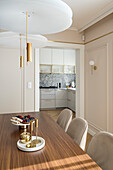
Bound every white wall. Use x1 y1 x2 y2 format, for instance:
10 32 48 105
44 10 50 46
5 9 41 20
0 48 21 113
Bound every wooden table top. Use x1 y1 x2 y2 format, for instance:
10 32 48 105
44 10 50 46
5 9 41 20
0 112 101 170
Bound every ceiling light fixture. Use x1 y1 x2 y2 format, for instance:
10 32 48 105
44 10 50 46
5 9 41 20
0 0 72 34
0 32 48 49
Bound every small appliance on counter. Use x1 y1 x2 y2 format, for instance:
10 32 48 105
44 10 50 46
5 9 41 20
71 81 75 88
57 83 61 88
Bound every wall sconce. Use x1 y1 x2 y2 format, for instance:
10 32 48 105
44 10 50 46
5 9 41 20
89 60 97 74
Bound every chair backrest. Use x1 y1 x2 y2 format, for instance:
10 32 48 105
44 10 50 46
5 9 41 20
56 109 72 132
87 131 113 170
67 117 88 150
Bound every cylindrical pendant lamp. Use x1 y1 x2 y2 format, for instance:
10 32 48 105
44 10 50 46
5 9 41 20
27 43 32 62
20 55 24 68
20 34 24 68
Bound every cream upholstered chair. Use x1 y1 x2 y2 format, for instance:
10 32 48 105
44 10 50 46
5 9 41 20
56 109 72 132
87 131 113 170
67 117 88 150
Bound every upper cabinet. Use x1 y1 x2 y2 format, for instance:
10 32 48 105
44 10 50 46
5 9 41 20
64 49 75 66
39 48 76 74
39 48 52 64
52 48 63 65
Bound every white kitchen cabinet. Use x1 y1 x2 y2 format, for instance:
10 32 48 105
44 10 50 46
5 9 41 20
40 100 56 109
56 90 67 99
40 89 56 109
39 48 52 64
56 100 67 107
40 64 52 73
64 49 75 66
52 48 63 65
52 65 64 73
40 89 76 111
56 90 67 107
64 65 75 74
67 90 76 111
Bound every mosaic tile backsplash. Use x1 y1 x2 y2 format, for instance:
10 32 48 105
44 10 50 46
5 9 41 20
40 73 76 88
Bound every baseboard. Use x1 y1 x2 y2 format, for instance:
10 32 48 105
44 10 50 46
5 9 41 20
88 128 96 136
88 121 103 136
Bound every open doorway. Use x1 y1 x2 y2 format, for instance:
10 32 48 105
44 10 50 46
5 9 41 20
34 41 84 119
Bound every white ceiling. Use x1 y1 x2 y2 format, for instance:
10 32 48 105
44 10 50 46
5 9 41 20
62 0 113 32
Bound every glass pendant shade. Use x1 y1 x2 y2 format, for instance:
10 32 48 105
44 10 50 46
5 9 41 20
0 0 72 34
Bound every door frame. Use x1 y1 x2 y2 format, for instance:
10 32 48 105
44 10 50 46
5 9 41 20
34 41 85 118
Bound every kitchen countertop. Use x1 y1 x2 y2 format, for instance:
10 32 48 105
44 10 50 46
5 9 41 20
40 87 76 91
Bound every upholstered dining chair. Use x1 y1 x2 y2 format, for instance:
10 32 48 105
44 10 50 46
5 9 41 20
67 117 88 150
56 109 72 132
87 131 113 170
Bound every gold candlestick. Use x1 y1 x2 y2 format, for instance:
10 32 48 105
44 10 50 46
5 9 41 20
26 120 36 148
32 119 41 145
30 121 33 147
35 119 38 143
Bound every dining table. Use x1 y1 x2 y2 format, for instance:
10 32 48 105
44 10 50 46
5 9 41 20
0 112 101 170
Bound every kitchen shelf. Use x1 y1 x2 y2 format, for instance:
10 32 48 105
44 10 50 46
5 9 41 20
52 65 64 73
64 65 75 74
40 64 52 73
40 64 75 74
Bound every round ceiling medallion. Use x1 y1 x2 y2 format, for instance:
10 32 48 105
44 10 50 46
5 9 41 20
0 0 72 34
0 32 48 48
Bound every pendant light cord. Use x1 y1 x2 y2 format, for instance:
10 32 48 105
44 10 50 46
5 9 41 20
20 33 21 56
26 11 28 44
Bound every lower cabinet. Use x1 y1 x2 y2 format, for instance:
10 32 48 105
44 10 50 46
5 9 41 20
40 89 76 111
67 90 76 112
40 99 56 109
56 90 67 107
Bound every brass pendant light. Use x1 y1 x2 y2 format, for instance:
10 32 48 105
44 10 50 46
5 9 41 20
26 11 32 62
20 34 24 68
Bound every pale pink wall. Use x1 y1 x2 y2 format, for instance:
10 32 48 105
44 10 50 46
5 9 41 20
85 13 113 43
84 14 113 134
44 29 84 44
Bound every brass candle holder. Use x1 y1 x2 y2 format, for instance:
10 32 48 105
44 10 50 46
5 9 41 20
26 121 36 148
32 119 41 145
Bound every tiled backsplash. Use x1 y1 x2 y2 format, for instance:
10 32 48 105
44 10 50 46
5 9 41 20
40 73 76 88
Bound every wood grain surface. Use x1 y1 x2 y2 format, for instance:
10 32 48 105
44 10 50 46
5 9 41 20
0 112 101 170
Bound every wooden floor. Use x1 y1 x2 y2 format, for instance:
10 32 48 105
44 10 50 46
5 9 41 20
40 109 92 151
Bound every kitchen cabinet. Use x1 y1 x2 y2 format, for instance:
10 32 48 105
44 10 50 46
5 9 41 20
64 49 75 66
56 90 67 107
52 65 64 73
52 48 64 65
64 65 75 74
39 48 52 64
40 64 52 73
40 89 56 109
67 89 76 111
40 89 76 111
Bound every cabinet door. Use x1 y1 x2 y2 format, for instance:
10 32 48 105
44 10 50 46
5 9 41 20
52 65 64 73
39 48 52 64
40 65 52 73
64 66 75 74
56 100 67 107
64 49 75 66
56 90 67 99
52 48 63 65
40 100 56 109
